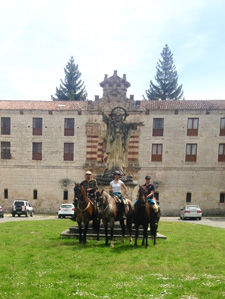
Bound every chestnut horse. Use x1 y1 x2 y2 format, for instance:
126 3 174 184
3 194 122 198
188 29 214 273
74 183 99 244
134 185 160 248
99 190 134 248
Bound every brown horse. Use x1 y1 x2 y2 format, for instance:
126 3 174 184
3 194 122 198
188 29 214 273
98 190 134 248
74 183 96 244
134 185 160 248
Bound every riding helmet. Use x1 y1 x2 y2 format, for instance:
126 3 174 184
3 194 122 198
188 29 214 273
114 170 120 175
145 175 151 180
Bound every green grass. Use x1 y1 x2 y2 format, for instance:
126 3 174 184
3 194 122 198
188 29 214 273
0 220 224 299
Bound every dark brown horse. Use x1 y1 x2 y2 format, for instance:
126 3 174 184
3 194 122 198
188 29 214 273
98 190 134 248
134 185 160 248
74 183 98 244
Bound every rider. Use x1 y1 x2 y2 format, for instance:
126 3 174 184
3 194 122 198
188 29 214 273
109 170 127 219
80 171 98 204
73 171 98 220
134 175 158 211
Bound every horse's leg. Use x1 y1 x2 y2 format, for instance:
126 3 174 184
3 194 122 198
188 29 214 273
145 224 149 248
120 219 125 244
78 221 82 244
103 220 108 246
96 218 100 242
127 217 133 244
150 211 158 246
83 221 89 244
134 223 139 248
110 218 115 248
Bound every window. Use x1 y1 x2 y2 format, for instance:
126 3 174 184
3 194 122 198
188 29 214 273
4 189 8 199
1 117 10 135
218 144 225 162
152 144 162 162
33 118 42 135
64 118 74 136
32 142 42 160
1 142 11 159
187 118 198 136
153 118 164 136
186 144 197 162
33 189 38 200
220 118 225 136
64 190 68 200
186 192 192 203
220 193 225 203
64 143 74 161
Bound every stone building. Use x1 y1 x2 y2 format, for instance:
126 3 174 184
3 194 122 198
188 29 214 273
0 71 225 215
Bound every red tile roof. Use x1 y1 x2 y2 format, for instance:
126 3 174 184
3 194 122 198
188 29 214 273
0 100 88 111
0 100 225 111
140 100 225 110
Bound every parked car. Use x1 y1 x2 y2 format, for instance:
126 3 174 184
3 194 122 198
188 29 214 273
58 203 75 218
12 200 34 217
0 206 4 218
180 205 202 220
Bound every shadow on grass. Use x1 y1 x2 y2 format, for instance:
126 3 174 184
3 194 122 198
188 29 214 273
57 238 160 253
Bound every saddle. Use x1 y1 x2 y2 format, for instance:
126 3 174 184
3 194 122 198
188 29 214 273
113 195 129 205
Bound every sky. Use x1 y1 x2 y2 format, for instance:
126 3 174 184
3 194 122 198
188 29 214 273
0 0 225 101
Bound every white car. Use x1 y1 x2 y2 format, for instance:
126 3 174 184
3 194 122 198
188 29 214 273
58 203 75 218
180 205 202 220
12 200 34 217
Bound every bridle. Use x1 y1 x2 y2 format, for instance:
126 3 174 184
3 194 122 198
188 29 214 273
74 183 90 213
138 186 148 206
98 191 109 213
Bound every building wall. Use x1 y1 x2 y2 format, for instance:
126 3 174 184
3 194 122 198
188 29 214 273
0 109 88 213
0 107 225 215
138 110 225 215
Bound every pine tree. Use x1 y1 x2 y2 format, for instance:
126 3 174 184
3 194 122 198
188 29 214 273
51 56 87 101
145 45 184 100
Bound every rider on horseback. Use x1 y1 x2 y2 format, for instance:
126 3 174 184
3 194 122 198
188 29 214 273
109 170 127 219
134 175 158 212
73 171 98 220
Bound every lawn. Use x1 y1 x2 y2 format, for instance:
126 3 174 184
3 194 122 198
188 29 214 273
0 219 224 299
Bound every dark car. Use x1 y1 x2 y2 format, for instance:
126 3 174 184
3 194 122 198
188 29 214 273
0 206 4 218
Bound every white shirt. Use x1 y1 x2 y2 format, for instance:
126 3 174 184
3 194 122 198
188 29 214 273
110 180 123 193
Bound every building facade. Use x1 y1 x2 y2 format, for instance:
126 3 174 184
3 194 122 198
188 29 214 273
0 71 225 215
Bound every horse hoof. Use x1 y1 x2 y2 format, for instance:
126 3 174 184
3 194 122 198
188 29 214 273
146 245 149 249
133 245 137 249
121 238 124 244
110 242 114 248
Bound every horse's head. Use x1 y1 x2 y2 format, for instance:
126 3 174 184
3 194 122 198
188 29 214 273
98 190 108 211
74 183 83 202
138 185 148 205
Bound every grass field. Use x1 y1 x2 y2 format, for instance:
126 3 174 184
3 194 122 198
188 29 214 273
0 219 224 299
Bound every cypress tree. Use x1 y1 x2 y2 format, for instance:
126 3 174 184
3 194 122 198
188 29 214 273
145 45 184 100
51 56 87 101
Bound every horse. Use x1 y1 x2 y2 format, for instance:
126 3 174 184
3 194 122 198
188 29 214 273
74 183 100 244
98 190 134 248
134 185 160 248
